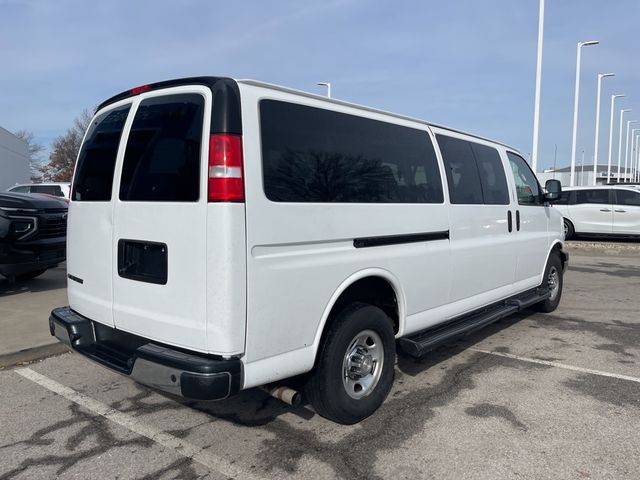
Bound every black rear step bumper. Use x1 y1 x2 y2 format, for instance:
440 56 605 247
50 306 242 401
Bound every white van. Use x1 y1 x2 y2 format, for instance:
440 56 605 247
50 77 567 424
554 185 640 239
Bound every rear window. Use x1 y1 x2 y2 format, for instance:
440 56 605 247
260 100 443 203
31 185 63 197
119 94 204 202
72 105 131 201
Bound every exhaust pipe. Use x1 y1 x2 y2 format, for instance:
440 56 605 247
262 385 302 406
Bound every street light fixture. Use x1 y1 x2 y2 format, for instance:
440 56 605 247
531 0 545 173
607 94 625 180
570 40 599 187
624 121 638 182
617 109 632 182
592 73 615 185
317 82 331 98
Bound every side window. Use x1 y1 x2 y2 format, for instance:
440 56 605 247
575 189 610 205
437 135 483 205
10 186 29 193
72 105 131 201
260 100 444 203
470 143 509 205
120 94 204 202
554 191 571 205
615 189 640 206
507 152 541 205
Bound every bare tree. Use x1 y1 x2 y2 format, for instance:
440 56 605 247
14 130 45 182
41 109 93 182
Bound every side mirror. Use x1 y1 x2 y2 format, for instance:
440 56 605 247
544 179 562 202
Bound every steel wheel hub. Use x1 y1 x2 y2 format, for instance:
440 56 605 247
342 329 384 399
547 266 560 301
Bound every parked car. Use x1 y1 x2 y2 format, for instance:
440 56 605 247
50 77 567 424
554 186 640 239
8 182 71 200
0 192 67 281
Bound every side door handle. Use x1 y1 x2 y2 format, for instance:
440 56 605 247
516 210 521 231
614 209 626 213
600 209 611 212
507 210 512 233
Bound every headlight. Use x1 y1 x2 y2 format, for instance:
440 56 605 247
8 216 38 240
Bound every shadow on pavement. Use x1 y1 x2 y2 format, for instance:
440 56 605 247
0 265 67 297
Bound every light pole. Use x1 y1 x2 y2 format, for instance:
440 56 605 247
570 40 599 187
617 109 632 182
632 130 640 182
531 0 545 172
592 73 615 185
317 82 331 98
624 121 638 182
636 134 640 182
607 94 625 180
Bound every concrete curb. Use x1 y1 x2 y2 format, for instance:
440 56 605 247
0 342 69 369
567 240 640 257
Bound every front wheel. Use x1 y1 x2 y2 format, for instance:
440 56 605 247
305 302 396 424
535 253 564 313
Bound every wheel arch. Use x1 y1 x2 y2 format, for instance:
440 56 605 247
546 240 568 272
311 268 406 362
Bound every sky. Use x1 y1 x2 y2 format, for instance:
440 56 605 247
1 0 639 171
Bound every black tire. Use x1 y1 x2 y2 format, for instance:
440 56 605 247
535 253 563 313
305 302 396 424
563 219 575 240
15 269 48 281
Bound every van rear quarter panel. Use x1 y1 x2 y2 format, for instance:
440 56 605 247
239 84 452 371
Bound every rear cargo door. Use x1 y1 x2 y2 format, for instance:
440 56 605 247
111 87 211 352
68 103 132 327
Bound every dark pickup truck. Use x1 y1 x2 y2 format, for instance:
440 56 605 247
0 192 67 281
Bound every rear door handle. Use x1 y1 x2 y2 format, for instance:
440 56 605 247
507 210 512 232
516 210 521 231
600 209 611 212
614 209 626 213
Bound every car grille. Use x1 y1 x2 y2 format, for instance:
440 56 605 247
38 213 68 239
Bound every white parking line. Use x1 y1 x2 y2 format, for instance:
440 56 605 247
15 367 264 480
471 348 640 384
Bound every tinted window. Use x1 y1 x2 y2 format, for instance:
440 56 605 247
31 185 63 196
615 189 640 206
120 94 204 202
72 105 131 201
507 152 541 205
555 191 571 205
10 186 29 193
437 135 483 204
260 100 443 203
471 143 509 204
575 189 610 205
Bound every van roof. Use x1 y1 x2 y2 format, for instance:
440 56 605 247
97 76 521 153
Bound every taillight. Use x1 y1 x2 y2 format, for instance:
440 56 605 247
208 134 244 202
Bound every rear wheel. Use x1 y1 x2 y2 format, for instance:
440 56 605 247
305 302 396 424
563 219 575 240
15 269 48 281
535 253 563 313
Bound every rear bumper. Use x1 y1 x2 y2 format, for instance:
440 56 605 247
50 306 242 401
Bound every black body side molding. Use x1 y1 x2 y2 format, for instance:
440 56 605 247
353 231 449 249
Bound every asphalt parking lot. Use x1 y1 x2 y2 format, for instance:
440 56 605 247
1 249 639 480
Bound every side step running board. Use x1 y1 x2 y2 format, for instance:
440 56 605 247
398 288 550 358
